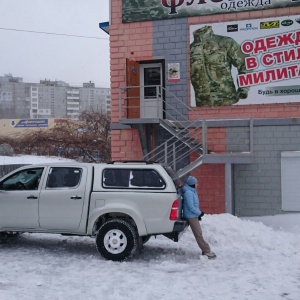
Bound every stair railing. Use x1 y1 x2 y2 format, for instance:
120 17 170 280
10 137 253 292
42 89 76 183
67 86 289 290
119 85 206 168
143 86 207 168
118 85 252 172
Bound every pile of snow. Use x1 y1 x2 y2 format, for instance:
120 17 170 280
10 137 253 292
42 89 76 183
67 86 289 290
243 214 300 234
0 155 74 165
1 214 299 300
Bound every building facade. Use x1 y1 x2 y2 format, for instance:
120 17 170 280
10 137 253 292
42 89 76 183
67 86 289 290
0 74 111 119
108 0 300 217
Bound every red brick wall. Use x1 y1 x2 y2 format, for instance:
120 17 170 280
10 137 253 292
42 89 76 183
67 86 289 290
111 129 143 160
190 103 300 120
110 0 153 123
110 0 153 160
190 127 226 214
191 164 225 214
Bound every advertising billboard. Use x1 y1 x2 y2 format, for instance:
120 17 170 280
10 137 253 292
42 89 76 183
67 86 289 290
190 15 300 106
12 119 49 128
122 0 300 23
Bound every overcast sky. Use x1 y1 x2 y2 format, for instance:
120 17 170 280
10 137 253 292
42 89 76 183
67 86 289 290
0 0 110 88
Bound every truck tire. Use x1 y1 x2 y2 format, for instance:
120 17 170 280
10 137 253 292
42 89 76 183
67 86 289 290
0 232 21 243
0 232 8 243
96 219 138 261
142 235 151 245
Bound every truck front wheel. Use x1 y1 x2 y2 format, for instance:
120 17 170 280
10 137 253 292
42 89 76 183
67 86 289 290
96 219 138 261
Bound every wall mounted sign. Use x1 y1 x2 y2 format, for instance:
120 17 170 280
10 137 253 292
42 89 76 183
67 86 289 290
11 119 49 128
190 15 300 106
122 0 300 23
168 63 180 82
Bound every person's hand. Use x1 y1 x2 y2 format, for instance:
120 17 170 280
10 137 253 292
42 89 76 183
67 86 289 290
198 212 205 220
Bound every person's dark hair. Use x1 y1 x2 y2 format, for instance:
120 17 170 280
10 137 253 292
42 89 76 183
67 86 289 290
189 184 196 188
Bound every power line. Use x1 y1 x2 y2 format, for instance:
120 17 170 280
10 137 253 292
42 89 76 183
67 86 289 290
0 27 109 40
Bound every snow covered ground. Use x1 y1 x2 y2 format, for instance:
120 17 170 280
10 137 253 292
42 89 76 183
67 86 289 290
0 156 300 300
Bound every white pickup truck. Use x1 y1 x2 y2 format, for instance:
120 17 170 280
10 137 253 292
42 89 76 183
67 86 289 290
0 161 187 261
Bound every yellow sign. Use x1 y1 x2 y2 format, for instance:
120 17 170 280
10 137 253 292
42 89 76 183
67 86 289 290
260 21 280 29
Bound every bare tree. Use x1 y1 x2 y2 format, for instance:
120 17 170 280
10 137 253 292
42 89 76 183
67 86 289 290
0 110 111 162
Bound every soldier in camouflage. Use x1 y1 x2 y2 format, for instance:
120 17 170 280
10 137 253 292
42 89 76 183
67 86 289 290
190 25 250 106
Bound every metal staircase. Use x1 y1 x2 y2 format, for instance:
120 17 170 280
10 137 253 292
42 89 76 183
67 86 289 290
159 119 203 156
157 119 205 177
118 85 253 178
137 86 209 177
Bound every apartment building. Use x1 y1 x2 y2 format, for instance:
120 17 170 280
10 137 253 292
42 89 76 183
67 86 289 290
0 74 111 119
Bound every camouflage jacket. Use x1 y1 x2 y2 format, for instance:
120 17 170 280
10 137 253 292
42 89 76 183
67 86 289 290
190 26 250 106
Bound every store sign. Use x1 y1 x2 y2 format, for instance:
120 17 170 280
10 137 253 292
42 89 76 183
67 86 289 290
168 63 181 82
11 119 49 128
190 15 300 106
122 0 300 23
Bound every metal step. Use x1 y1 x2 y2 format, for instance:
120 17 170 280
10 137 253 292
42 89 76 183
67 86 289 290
176 156 203 178
159 119 181 136
159 119 203 155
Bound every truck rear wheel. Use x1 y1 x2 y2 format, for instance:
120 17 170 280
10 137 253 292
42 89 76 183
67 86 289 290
0 232 8 243
96 219 138 261
0 232 20 243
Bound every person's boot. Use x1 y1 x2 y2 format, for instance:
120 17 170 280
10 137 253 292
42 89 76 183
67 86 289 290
202 252 217 259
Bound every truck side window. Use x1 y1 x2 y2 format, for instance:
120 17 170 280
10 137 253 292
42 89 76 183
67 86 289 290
102 168 165 189
63 169 81 187
130 169 165 188
46 167 82 188
103 169 130 188
47 172 57 188
144 170 165 187
130 170 144 186
0 168 44 191
103 169 116 186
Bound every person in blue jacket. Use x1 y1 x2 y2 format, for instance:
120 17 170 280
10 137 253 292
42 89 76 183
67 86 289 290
183 176 216 259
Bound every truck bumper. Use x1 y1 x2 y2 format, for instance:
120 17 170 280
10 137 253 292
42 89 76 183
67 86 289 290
162 220 189 242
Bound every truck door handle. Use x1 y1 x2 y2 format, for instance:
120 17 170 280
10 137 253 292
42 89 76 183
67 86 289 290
27 195 38 199
70 196 82 200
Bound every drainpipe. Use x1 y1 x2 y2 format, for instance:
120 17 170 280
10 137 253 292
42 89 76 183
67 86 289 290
225 163 233 214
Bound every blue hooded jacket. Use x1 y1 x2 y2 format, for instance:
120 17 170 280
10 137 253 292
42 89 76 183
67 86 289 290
182 184 202 219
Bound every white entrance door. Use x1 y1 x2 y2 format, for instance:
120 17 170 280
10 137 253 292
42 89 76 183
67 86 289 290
140 63 163 118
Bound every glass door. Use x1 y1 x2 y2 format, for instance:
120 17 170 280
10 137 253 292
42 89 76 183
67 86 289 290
140 63 163 118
